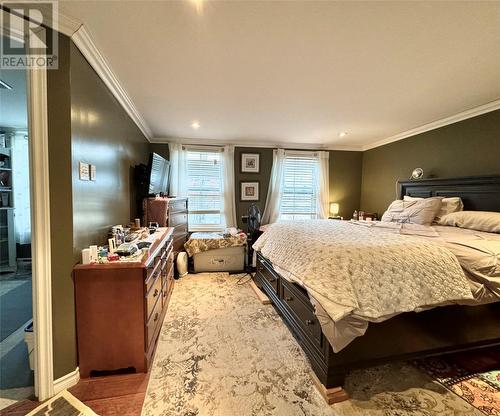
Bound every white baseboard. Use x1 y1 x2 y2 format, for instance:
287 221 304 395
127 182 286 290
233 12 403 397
53 367 80 394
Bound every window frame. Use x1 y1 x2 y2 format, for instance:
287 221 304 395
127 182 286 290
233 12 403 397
278 150 320 221
185 145 225 232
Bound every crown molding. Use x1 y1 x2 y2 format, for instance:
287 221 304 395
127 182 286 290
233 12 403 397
151 137 363 151
71 25 153 140
55 9 82 37
363 98 500 151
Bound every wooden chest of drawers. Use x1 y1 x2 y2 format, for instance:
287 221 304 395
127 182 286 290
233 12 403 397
143 197 188 257
74 228 174 378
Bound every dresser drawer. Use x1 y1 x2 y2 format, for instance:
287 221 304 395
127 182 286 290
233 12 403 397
172 223 188 236
146 274 162 320
145 261 161 292
145 296 163 348
168 199 187 213
256 258 278 294
281 279 322 348
169 212 188 227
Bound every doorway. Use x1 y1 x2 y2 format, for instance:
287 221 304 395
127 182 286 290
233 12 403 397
0 35 34 409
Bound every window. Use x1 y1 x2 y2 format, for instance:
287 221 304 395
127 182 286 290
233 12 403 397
279 154 319 220
186 148 224 231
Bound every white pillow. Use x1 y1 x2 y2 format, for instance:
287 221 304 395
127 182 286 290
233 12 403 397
381 197 443 226
438 211 500 234
403 195 463 220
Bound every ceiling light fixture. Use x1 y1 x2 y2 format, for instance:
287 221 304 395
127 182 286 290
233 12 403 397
339 132 348 138
190 0 204 15
191 121 200 130
0 79 13 90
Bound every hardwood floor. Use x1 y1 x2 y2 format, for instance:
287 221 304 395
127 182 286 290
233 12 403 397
0 373 149 416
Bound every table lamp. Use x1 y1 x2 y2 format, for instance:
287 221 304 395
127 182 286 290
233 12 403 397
329 203 341 219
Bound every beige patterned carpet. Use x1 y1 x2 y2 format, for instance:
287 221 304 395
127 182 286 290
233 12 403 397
142 273 483 416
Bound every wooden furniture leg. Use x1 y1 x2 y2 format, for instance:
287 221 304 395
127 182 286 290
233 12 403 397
310 371 349 404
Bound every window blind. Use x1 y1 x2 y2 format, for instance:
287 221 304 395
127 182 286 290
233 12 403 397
279 154 319 220
186 148 223 230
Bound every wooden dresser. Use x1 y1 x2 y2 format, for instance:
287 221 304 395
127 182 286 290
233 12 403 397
143 197 188 257
74 228 174 378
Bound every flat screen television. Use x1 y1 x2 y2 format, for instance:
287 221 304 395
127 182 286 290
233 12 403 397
148 152 170 195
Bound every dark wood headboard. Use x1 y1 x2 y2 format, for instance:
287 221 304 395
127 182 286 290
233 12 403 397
398 175 500 212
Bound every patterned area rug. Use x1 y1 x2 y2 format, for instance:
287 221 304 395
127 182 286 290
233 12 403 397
416 348 500 415
142 273 484 416
25 390 98 415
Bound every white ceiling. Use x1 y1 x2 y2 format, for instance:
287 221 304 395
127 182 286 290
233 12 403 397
60 1 500 149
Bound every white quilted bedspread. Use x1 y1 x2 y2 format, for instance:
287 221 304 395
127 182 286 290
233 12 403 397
253 220 474 323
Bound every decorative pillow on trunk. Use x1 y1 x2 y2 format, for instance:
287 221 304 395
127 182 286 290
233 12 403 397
381 197 442 226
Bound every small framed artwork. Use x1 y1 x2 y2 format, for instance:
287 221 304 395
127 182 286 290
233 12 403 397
241 153 260 173
240 181 259 201
79 162 90 181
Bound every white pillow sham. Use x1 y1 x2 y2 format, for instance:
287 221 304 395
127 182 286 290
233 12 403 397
381 197 442 226
403 195 464 220
438 211 500 234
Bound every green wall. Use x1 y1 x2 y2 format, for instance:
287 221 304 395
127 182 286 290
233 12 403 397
234 148 362 228
360 109 500 215
46 36 149 379
47 35 76 379
70 43 149 262
234 147 274 229
147 144 362 229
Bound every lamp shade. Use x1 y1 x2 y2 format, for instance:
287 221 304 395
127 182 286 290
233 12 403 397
329 202 339 216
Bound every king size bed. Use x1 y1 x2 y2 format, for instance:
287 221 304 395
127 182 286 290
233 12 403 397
252 175 500 403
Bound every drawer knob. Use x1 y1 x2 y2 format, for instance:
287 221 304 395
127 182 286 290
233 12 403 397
153 289 159 297
154 312 159 322
305 319 314 326
285 296 293 302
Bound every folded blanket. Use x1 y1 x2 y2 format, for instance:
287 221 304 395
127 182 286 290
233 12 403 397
185 232 247 257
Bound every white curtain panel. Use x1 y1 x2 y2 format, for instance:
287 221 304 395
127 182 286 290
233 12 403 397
316 150 330 219
168 142 188 197
261 148 286 225
12 134 31 244
222 145 237 228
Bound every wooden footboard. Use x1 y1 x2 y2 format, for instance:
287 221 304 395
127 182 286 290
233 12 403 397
254 252 500 394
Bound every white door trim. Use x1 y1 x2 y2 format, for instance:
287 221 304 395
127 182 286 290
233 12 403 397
27 58 54 402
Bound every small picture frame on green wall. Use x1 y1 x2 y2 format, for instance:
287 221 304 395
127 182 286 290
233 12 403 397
240 181 259 201
241 153 260 173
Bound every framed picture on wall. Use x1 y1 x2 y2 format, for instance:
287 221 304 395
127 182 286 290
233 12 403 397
240 181 259 201
241 153 260 173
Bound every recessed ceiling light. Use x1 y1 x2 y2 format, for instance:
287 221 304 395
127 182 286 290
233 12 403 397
191 121 200 130
0 79 13 90
339 132 348 137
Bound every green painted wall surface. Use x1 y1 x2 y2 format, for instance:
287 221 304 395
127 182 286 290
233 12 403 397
329 151 362 219
145 145 362 229
234 148 362 228
361 110 500 215
70 43 149 261
149 143 170 161
46 36 149 378
47 35 77 379
234 147 274 229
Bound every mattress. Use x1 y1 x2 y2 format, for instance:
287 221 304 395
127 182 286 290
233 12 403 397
254 220 500 351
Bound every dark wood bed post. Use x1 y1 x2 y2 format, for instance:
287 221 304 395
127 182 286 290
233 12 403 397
252 175 500 404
